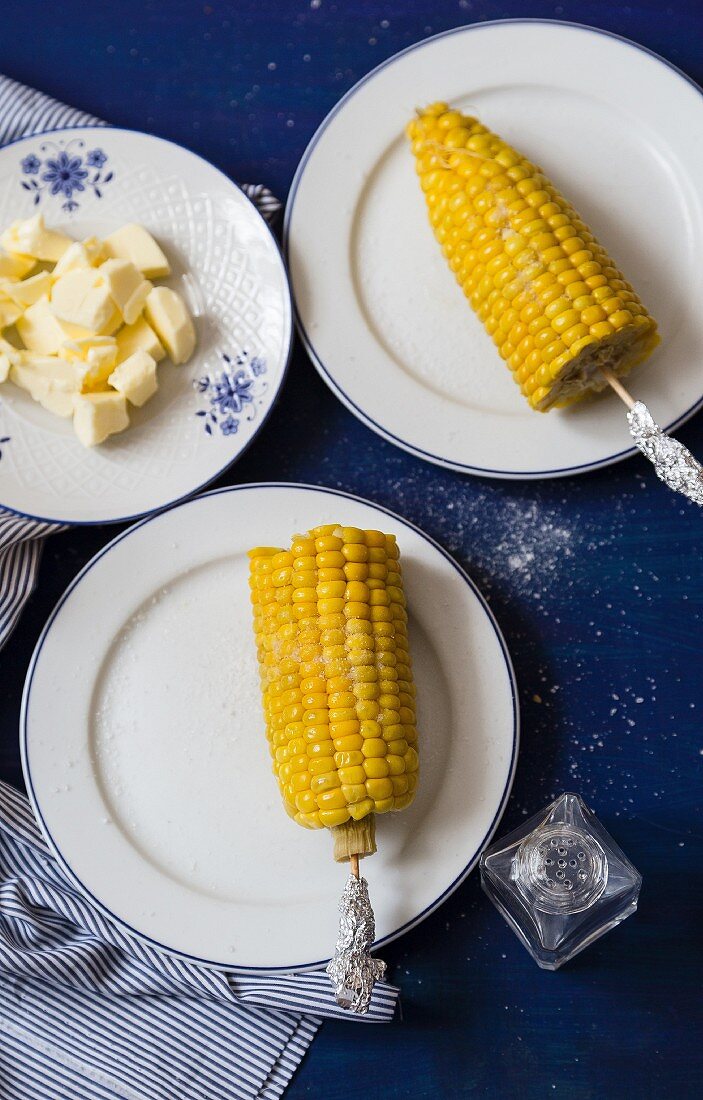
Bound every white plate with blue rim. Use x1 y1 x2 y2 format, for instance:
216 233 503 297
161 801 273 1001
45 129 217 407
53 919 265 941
285 19 703 478
0 126 291 524
21 483 518 971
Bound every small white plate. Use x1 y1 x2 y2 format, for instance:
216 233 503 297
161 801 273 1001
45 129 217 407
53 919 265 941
0 127 291 523
285 20 703 478
22 483 518 971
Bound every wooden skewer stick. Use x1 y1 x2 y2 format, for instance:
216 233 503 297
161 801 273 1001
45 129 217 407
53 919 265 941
350 853 360 880
599 366 636 410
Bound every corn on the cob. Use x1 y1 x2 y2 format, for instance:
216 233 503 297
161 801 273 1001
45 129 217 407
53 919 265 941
249 524 419 857
407 103 659 411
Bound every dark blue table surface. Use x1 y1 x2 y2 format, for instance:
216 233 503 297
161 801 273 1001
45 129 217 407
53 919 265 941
1 3 702 1097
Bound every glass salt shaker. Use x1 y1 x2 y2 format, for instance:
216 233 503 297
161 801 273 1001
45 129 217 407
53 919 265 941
480 792 642 970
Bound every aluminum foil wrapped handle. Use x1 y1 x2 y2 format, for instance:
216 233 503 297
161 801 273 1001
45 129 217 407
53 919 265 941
627 401 703 507
326 874 386 1014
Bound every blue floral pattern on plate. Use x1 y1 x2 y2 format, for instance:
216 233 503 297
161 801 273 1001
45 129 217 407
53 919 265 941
0 436 9 462
20 139 114 213
194 351 268 437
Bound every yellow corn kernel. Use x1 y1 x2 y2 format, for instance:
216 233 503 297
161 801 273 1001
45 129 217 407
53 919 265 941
346 581 370 602
333 734 364 753
356 699 380 720
311 772 341 794
319 808 350 827
367 778 394 801
363 757 390 779
348 798 375 821
342 783 369 804
339 765 367 785
391 775 409 796
338 526 365 543
290 772 311 794
309 756 332 776
344 562 368 581
387 738 408 755
304 723 331 743
386 754 405 775
318 567 345 582
315 535 343 552
295 790 317 814
361 738 387 758
328 690 355 707
307 740 335 758
392 794 413 811
373 797 395 814
318 581 345 599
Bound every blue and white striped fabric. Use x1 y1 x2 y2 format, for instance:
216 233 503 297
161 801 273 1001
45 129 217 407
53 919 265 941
0 72 279 653
0 513 66 651
0 781 399 1099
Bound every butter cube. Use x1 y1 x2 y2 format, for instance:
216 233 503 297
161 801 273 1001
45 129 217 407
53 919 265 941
1 270 52 307
59 335 118 390
103 224 171 278
0 298 22 328
0 334 18 383
11 354 82 418
59 308 121 340
99 259 151 325
17 297 68 354
1 214 71 263
60 335 117 368
144 286 195 364
115 315 165 364
51 269 116 333
0 246 35 279
52 237 106 277
83 236 106 265
73 391 129 447
108 349 157 407
11 363 71 415
101 308 124 337
20 351 84 383
52 242 93 278
0 335 22 366
58 320 93 341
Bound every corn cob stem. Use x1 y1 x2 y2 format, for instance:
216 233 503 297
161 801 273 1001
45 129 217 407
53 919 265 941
332 814 377 863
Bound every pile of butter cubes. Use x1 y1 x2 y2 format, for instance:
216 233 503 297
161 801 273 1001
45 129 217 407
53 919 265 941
0 214 195 446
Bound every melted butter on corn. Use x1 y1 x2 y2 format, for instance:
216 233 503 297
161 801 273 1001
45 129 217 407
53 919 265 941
249 526 419 830
407 103 659 411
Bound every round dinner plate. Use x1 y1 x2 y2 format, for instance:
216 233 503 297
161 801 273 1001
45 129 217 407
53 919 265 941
22 483 518 971
0 127 291 523
285 20 703 478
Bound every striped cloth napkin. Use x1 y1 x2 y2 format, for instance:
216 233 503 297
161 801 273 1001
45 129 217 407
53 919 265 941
0 77 400 1097
0 782 399 1099
0 73 278 653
